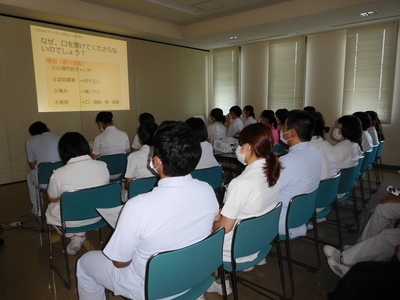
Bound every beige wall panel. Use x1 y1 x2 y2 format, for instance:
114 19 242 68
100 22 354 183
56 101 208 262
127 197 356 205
176 47 208 121
133 39 178 124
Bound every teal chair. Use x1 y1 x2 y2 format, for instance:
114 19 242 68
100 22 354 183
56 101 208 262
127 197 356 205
374 140 385 186
145 227 225 300
49 182 122 289
98 152 129 182
37 161 63 228
223 203 284 300
191 165 223 190
128 176 158 199
279 189 319 300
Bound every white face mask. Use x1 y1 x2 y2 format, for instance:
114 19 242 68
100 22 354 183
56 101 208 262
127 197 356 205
280 129 292 145
333 128 342 141
235 144 247 165
149 158 159 174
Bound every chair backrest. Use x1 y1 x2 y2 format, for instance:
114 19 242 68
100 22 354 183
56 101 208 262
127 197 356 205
145 227 225 300
286 189 318 232
315 173 341 208
98 153 129 176
353 155 364 182
376 140 385 159
231 202 282 259
360 149 374 173
37 161 63 188
337 165 358 194
60 182 121 233
366 145 378 169
128 176 158 199
191 165 223 190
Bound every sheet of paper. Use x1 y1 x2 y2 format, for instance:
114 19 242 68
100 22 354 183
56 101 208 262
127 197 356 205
96 205 123 229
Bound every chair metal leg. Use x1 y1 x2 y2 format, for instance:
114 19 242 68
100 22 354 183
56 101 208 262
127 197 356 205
284 239 295 300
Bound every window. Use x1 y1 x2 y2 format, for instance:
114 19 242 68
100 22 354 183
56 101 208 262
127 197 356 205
343 22 397 123
268 36 305 112
212 47 239 114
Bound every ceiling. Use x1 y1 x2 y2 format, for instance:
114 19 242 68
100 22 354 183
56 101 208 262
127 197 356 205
0 0 400 50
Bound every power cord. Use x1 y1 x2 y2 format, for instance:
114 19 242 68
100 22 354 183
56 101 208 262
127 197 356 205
0 215 42 232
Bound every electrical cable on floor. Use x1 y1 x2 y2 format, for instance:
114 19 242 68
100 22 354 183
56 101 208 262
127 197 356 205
0 215 42 232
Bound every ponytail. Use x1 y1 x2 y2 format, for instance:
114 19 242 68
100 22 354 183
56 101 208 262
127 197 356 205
263 153 281 187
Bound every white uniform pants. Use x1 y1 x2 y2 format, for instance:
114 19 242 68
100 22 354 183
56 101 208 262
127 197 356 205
26 169 41 214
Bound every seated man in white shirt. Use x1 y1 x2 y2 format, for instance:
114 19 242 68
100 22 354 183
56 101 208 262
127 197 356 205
278 110 322 238
77 121 219 300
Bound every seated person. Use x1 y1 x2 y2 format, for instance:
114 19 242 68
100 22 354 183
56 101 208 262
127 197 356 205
323 194 400 278
259 109 279 145
365 110 380 146
242 105 257 127
332 115 363 170
278 110 322 238
76 121 219 300
275 108 289 142
353 111 374 153
91 111 130 160
185 117 219 170
226 105 244 138
131 112 155 152
46 132 109 255
208 123 282 295
207 108 226 145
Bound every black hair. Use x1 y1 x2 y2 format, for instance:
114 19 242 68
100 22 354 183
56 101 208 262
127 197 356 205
260 110 277 129
210 108 226 124
58 132 90 165
286 110 315 141
138 121 158 146
275 108 289 124
311 111 327 139
366 110 385 141
139 112 155 125
243 105 255 118
304 106 316 112
185 117 208 142
338 115 362 147
153 121 201 176
229 105 242 117
29 121 48 135
95 111 113 124
353 111 371 131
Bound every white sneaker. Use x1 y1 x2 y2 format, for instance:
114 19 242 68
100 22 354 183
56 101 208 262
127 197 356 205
66 236 86 255
257 258 267 266
323 245 342 262
327 256 350 278
242 266 254 272
206 280 232 295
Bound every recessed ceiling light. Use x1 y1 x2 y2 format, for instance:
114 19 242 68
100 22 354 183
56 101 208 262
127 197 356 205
360 11 377 17
229 36 238 40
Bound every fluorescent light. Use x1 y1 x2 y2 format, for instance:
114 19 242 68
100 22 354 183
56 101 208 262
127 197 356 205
146 0 202 15
360 11 377 17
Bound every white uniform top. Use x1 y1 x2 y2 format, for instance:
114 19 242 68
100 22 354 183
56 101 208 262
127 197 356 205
367 126 379 146
103 175 219 300
196 141 219 170
361 130 373 153
125 145 154 179
46 155 110 226
221 159 280 261
207 122 226 145
131 134 142 150
92 126 130 156
311 136 338 180
243 116 257 127
226 118 244 138
333 139 362 170
278 142 322 238
26 132 61 164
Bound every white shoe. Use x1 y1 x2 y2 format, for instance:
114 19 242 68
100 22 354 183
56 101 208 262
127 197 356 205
66 236 86 255
327 256 350 278
323 245 342 262
257 258 267 266
316 217 326 223
206 280 232 295
196 294 205 300
242 266 254 272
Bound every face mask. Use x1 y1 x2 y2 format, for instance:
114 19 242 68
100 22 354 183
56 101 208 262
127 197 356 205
235 145 247 166
333 128 342 141
280 129 292 145
149 158 159 174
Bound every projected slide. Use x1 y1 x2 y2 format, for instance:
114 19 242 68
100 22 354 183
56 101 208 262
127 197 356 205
30 25 130 112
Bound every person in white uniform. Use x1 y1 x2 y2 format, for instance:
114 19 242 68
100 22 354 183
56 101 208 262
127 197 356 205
323 194 400 278
25 121 61 216
46 132 109 255
242 105 257 127
207 108 226 146
353 111 374 153
76 121 219 300
366 110 384 142
332 115 363 170
278 110 322 238
130 112 155 152
226 106 244 138
259 110 279 145
186 117 219 170
91 111 130 160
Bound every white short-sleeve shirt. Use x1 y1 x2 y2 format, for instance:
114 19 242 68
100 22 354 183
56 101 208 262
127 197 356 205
243 116 257 128
311 136 338 180
131 134 142 150
92 126 130 156
278 142 322 238
226 118 244 138
221 159 280 261
361 130 373 153
333 139 362 170
103 175 219 300
207 122 226 145
26 132 61 164
196 141 219 170
367 126 379 146
125 145 154 179
45 155 110 226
